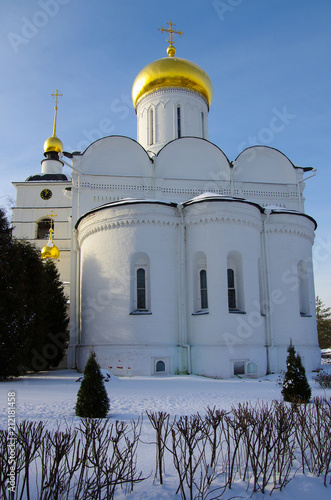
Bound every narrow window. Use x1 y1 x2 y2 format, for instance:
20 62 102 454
37 218 52 239
227 251 245 312
298 260 310 316
200 270 208 309
201 111 205 138
149 108 154 145
227 268 236 310
177 106 181 138
137 268 146 309
156 360 165 372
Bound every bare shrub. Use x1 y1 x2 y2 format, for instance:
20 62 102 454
2 398 331 499
313 370 331 389
1 418 144 499
146 411 171 485
294 397 331 486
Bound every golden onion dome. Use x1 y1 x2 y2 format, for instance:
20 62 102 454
132 47 213 110
41 230 60 260
44 135 63 154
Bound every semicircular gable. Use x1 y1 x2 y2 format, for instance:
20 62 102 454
156 137 231 181
77 136 152 176
235 146 297 184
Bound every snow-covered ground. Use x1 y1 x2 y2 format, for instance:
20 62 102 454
1 365 330 499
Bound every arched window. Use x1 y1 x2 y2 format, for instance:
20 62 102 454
148 108 154 146
136 268 146 310
130 252 151 314
227 251 245 312
177 105 181 138
193 252 209 314
227 268 236 310
298 260 310 316
156 360 165 372
200 270 208 310
201 112 205 138
37 218 52 239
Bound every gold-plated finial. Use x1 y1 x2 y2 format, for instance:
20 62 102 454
50 89 63 137
41 211 59 260
158 21 184 57
46 210 57 230
44 90 63 154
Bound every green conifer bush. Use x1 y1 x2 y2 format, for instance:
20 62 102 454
75 350 110 418
281 341 312 403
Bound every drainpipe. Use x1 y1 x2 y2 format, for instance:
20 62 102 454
148 152 156 198
68 227 79 369
261 209 274 373
296 169 317 212
183 344 191 374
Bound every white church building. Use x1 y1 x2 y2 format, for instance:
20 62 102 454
12 27 321 378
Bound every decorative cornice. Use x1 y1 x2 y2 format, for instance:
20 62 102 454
136 86 208 110
235 189 298 199
185 215 262 231
265 226 315 243
78 217 179 245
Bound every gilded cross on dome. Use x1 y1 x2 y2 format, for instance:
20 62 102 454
50 90 62 138
44 90 63 154
46 210 57 232
51 89 62 110
158 21 184 57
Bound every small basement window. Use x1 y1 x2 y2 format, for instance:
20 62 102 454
246 362 257 376
233 361 245 376
156 360 165 373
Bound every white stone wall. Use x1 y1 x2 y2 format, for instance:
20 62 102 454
71 197 320 377
184 199 267 378
75 201 180 374
264 212 320 372
136 88 209 153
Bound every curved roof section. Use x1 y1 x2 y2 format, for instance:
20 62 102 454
266 206 317 229
75 194 316 231
73 135 152 176
156 137 231 181
183 193 264 212
75 199 177 229
26 173 69 182
235 146 298 184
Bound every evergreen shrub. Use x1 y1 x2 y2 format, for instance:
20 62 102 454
281 341 312 403
75 350 110 418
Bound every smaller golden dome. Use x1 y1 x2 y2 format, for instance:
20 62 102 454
41 230 60 260
44 135 63 154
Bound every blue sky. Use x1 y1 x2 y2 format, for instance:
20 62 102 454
1 0 330 306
